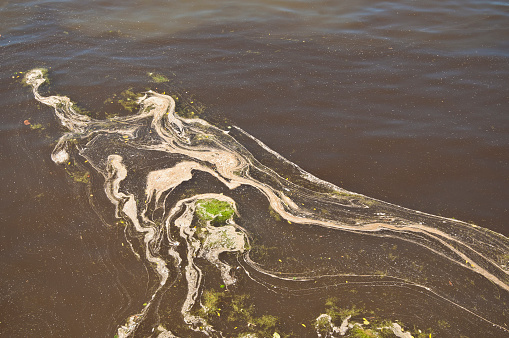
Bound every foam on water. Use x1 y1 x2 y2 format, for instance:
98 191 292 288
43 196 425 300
25 68 509 337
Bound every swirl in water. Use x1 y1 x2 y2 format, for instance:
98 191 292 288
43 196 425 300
25 69 509 337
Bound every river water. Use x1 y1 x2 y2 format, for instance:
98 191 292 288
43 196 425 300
1 1 508 337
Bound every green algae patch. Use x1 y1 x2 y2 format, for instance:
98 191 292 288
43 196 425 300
324 297 363 322
148 72 169 83
171 94 205 119
314 298 434 338
196 199 235 225
29 123 44 130
196 290 281 338
102 88 145 118
69 100 93 117
117 88 142 113
348 325 377 337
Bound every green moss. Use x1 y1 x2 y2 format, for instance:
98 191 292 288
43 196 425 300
196 199 235 225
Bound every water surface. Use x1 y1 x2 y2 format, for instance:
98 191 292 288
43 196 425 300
1 0 508 337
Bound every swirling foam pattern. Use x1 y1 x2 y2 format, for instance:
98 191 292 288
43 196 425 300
25 69 509 337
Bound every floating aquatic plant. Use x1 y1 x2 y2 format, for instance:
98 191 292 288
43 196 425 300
196 198 235 225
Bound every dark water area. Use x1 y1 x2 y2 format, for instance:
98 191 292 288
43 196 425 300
1 0 509 337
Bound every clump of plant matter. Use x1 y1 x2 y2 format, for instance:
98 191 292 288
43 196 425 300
147 72 169 83
196 199 235 225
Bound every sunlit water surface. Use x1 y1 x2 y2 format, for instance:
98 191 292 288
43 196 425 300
1 0 508 337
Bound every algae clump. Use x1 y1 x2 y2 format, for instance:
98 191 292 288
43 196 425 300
196 290 280 338
117 88 142 113
196 199 235 225
147 72 169 83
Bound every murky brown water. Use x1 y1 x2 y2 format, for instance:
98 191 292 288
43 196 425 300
1 1 508 337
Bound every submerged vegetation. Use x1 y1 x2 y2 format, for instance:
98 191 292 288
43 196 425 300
67 170 90 184
194 292 436 337
196 289 281 338
70 100 93 117
269 206 282 221
171 93 205 119
64 160 90 184
29 123 44 130
315 298 433 338
115 88 143 113
324 298 364 323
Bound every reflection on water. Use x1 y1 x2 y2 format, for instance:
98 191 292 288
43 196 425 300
24 69 509 337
